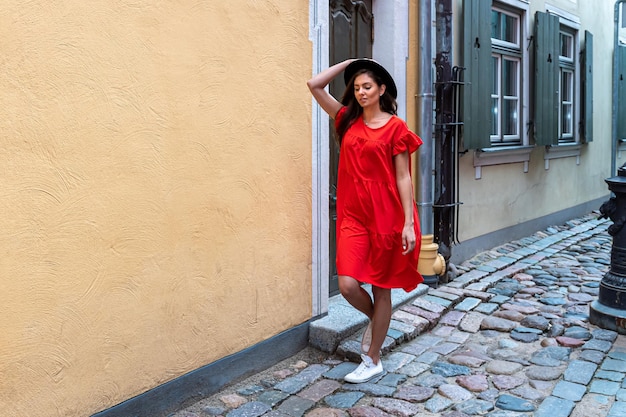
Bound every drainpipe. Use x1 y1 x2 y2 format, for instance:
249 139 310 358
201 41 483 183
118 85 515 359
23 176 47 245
417 0 434 234
613 1 626 175
417 0 446 286
433 0 454 263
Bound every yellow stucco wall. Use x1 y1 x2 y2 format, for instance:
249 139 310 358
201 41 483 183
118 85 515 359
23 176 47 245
456 0 614 240
0 2 312 416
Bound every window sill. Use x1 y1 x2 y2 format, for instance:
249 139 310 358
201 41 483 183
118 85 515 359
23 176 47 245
544 143 581 169
472 146 533 179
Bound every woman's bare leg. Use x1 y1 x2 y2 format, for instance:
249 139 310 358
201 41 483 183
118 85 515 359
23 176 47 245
367 286 392 364
338 275 374 319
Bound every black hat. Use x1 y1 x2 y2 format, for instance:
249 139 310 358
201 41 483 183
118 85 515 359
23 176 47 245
343 58 397 99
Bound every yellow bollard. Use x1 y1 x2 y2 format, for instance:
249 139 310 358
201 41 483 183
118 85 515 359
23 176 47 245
418 234 446 287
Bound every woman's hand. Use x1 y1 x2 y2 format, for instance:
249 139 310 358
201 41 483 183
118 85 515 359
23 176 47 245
402 223 416 255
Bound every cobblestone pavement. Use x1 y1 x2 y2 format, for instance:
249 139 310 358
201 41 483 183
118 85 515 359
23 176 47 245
172 212 626 417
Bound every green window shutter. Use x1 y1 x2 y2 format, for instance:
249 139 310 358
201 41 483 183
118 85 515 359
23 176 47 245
534 11 559 146
618 45 626 142
582 30 593 143
462 0 492 150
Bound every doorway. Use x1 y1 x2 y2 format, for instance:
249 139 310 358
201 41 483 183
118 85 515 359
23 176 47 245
328 0 374 296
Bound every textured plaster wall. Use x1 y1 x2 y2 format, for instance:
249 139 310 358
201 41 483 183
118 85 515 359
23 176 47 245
456 0 613 241
0 1 312 416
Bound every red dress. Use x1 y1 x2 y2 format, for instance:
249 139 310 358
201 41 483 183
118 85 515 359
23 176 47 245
335 107 423 292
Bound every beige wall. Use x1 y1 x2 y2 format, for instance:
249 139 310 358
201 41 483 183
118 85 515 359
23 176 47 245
0 1 312 416
455 0 614 241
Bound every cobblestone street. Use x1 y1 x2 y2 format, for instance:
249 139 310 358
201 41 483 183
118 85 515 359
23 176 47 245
172 213 626 417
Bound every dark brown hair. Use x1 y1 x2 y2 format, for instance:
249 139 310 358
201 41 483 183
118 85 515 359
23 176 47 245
335 69 397 143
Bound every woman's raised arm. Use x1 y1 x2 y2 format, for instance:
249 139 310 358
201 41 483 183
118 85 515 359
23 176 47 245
306 59 355 119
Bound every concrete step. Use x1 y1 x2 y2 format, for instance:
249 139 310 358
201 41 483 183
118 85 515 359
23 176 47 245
308 283 430 353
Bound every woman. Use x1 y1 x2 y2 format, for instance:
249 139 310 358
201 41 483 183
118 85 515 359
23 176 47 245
307 58 423 383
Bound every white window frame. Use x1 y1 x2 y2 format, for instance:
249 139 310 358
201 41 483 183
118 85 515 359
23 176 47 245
544 6 582 169
473 0 531 180
491 54 522 145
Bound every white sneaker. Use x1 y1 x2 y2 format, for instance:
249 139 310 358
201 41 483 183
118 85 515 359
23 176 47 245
344 354 384 383
361 322 372 354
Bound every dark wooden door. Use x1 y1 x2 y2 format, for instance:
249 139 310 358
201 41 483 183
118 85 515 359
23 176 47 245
329 0 373 296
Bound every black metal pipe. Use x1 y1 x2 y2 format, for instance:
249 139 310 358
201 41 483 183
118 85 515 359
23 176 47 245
434 0 454 261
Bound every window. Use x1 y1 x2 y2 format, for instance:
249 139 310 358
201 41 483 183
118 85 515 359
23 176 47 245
491 7 523 146
463 0 531 178
558 29 576 143
463 1 593 177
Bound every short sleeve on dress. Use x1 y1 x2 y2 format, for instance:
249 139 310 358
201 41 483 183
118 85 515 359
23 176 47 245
392 128 423 156
334 106 347 130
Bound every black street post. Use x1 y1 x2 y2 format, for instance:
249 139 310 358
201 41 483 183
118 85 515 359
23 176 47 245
590 164 626 333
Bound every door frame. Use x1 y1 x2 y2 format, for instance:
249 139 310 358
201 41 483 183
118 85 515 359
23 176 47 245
309 0 411 317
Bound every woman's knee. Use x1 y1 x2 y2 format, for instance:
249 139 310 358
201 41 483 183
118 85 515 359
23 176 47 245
338 275 361 298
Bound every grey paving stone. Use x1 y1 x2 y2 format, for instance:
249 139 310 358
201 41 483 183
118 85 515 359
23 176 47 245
534 396 575 417
344 406 390 417
276 396 315 417
324 392 364 408
494 394 535 412
563 360 597 385
459 311 486 333
429 289 462 302
455 297 482 312
431 361 471 377
511 329 541 343
590 379 621 396
474 302 499 315
415 351 440 364
203 406 227 416
510 385 545 401
454 399 494 414
609 400 626 417
414 372 447 388
413 297 448 313
438 383 473 401
342 382 395 397
323 362 357 380
237 385 265 396
257 390 290 408
440 310 466 326
372 397 421 416
399 342 428 357
608 350 626 361
424 396 454 413
595 370 625 382
602 358 626 373
579 349 606 364
378 372 407 387
397 360 429 377
490 295 511 304
551 380 587 401
261 411 292 417
226 401 272 417
413 334 444 347
383 352 415 372
388 319 418 338
393 385 435 402
297 379 341 402
431 342 461 355
447 330 471 344
583 339 613 353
